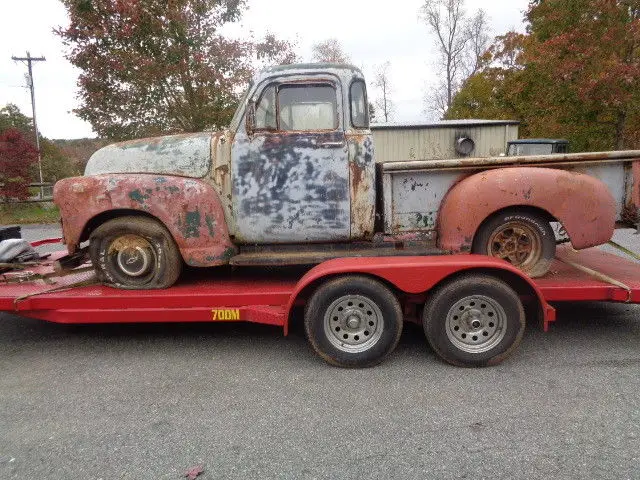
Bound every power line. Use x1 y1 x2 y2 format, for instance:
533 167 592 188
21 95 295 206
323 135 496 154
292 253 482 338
11 52 46 199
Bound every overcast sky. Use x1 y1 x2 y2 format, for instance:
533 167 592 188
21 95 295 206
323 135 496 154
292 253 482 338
0 0 529 139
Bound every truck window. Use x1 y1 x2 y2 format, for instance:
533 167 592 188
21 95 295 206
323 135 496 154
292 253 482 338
278 84 337 131
350 80 368 128
255 85 277 130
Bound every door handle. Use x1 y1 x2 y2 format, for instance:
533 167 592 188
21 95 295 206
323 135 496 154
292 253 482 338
321 141 345 148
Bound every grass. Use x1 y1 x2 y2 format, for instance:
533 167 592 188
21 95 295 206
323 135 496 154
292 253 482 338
0 203 60 225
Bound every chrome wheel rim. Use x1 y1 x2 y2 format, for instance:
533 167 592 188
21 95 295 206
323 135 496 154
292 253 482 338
487 222 541 269
445 295 507 353
324 294 384 353
108 234 155 277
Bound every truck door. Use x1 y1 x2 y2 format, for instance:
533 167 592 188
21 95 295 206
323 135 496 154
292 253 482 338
232 78 350 243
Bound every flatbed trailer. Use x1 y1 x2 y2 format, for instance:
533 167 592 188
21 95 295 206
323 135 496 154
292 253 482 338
1 241 639 368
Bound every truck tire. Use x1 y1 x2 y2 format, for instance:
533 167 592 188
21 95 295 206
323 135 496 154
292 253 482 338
89 216 182 289
472 209 555 278
304 275 403 368
422 273 525 367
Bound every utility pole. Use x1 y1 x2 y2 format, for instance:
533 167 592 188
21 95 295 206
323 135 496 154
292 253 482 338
12 52 46 199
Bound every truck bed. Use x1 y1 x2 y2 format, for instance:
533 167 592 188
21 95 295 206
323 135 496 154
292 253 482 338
1 246 639 326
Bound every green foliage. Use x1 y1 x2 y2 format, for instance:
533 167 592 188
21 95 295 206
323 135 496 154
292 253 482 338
448 0 640 151
0 104 33 133
57 0 298 140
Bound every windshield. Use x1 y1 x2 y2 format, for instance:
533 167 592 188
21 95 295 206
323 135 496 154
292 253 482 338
508 143 553 156
230 82 254 131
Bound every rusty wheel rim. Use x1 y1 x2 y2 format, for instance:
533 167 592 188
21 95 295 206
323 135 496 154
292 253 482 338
108 234 155 278
486 222 541 270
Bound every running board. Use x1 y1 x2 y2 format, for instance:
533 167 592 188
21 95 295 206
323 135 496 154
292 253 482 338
229 246 444 266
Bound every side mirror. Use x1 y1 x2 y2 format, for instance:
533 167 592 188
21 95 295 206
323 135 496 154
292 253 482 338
246 103 256 135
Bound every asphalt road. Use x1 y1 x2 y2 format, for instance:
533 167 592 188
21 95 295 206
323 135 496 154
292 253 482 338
0 225 639 479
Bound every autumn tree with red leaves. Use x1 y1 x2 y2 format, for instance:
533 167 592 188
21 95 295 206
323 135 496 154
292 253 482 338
447 0 640 151
56 0 298 140
0 129 38 201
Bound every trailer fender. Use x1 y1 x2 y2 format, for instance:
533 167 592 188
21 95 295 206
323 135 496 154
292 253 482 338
284 255 555 334
53 174 237 267
437 167 616 252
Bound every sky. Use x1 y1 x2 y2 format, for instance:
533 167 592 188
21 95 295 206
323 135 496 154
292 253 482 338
0 0 529 139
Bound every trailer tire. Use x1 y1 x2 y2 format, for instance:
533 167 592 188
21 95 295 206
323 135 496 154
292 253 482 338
89 216 182 289
423 273 525 367
472 209 555 278
304 276 403 368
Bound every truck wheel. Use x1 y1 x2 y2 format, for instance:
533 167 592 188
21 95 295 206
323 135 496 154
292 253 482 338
304 276 403 368
472 209 555 278
89 216 182 289
423 274 525 367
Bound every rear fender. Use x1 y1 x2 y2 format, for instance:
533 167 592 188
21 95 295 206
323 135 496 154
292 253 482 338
53 174 237 267
437 167 616 252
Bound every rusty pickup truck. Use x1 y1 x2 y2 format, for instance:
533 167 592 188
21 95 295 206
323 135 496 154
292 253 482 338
53 63 640 289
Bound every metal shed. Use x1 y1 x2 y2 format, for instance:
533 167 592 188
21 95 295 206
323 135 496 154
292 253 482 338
371 120 520 163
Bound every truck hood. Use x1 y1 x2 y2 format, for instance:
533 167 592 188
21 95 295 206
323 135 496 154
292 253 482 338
85 132 212 178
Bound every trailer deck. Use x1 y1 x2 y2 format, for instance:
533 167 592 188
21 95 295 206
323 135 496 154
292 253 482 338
1 244 639 328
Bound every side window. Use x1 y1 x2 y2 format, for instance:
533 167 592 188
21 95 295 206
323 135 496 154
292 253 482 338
278 84 337 131
350 80 368 128
255 85 277 130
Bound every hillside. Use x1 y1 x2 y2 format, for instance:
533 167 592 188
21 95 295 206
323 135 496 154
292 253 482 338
52 138 109 172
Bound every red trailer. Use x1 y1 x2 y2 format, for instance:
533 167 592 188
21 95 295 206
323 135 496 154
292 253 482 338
1 240 639 368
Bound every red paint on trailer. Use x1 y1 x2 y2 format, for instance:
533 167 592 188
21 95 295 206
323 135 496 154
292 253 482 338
1 246 639 333
282 253 551 333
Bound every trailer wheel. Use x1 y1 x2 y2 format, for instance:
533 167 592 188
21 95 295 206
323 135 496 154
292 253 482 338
89 216 182 289
423 274 525 367
472 209 555 278
304 276 403 368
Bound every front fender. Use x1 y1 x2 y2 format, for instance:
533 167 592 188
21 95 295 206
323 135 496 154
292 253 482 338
437 167 616 252
53 174 237 267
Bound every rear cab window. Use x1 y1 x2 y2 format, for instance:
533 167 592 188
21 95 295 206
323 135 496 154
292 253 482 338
350 80 368 129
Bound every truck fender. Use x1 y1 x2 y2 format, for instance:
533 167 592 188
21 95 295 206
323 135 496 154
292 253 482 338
53 174 237 267
436 167 616 252
284 255 555 334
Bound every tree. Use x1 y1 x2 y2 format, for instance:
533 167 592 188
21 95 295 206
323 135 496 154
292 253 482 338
0 104 33 134
311 38 351 63
373 61 394 122
524 0 640 150
1 104 81 183
368 102 377 123
56 0 297 140
0 129 38 201
420 0 490 117
445 32 526 121
448 1 640 151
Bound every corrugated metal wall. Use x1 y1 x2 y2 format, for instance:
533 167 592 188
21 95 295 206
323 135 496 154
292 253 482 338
371 122 520 163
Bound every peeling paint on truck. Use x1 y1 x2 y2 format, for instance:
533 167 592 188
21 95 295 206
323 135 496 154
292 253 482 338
54 174 236 267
